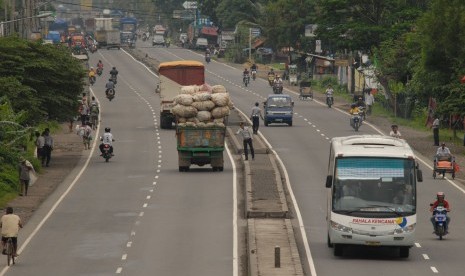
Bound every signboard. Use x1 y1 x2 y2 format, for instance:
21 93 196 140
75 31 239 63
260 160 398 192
334 59 349 67
305 24 317 37
81 0 92 12
250 28 260 38
183 1 198 9
315 40 322 53
173 10 183 19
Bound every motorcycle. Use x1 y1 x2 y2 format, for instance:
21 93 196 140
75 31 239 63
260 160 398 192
251 69 257 81
100 143 113 162
268 74 275 86
273 82 283 94
89 76 96 86
358 106 366 120
107 89 115 101
431 205 449 240
205 54 211 64
96 67 103 76
243 75 250 87
350 112 363 131
165 41 171 47
326 96 334 108
110 75 117 85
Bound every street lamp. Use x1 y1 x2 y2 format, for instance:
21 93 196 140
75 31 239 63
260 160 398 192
0 12 52 37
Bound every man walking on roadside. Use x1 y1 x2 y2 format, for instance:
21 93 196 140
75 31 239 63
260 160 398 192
43 128 54 167
431 116 440 146
250 102 264 135
236 122 255 161
18 157 33 196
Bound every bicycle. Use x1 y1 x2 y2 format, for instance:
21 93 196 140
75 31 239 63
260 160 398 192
4 237 16 266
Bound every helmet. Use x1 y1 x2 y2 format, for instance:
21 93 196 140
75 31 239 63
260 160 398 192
105 127 111 132
270 68 274 71
112 67 116 70
98 60 102 63
255 102 259 106
351 103 357 108
90 66 94 69
437 192 445 199
109 79 113 81
276 74 280 78
358 96 363 100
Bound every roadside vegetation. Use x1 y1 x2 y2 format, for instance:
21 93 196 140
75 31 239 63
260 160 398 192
0 36 85 203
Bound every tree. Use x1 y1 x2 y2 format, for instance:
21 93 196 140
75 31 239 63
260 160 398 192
216 0 260 29
0 36 85 124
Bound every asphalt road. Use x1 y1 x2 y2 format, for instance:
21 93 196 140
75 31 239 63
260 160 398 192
2 47 236 276
136 41 465 275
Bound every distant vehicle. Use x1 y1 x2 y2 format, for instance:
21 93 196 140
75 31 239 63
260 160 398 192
152 35 165 47
195 38 208 50
257 47 273 55
263 94 294 126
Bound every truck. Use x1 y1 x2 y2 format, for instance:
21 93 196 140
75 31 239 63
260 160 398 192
120 17 137 46
105 30 121 49
176 126 226 172
156 61 205 129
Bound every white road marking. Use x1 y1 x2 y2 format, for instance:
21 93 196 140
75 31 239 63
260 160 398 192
139 212 144 217
146 195 151 199
431 267 438 273
122 254 127 260
127 242 132 247
422 254 430 260
415 243 422 248
143 203 148 208
116 267 123 273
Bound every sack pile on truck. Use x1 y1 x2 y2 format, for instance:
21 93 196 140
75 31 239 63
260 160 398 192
173 84 233 128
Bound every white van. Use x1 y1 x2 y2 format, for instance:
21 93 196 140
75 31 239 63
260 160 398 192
195 38 208 50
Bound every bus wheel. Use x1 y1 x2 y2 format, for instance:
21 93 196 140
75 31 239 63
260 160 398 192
333 244 343 257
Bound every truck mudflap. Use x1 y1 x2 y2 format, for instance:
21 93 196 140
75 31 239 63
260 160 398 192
178 150 224 172
160 111 175 129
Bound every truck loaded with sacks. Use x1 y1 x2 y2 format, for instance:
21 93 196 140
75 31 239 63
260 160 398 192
157 61 206 129
172 82 232 172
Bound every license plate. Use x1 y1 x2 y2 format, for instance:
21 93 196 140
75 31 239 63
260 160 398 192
365 241 381 246
275 119 283 122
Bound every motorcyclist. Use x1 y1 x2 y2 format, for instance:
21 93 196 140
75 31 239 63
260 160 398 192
105 79 116 96
349 103 360 127
243 68 250 83
273 75 283 93
88 67 96 83
97 60 104 70
99 127 114 155
434 142 454 166
267 68 275 86
325 85 334 106
429 192 450 233
109 67 118 80
205 51 211 62
251 64 258 80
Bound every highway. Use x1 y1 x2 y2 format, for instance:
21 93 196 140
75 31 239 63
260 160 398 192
4 40 465 276
133 41 465 275
3 48 236 275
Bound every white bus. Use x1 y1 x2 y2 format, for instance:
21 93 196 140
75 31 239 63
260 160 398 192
326 135 423 258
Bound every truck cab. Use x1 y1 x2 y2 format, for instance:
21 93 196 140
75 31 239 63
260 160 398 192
263 94 294 126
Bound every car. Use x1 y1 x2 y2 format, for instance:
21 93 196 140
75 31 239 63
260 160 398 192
257 47 273 56
263 94 294 126
152 35 165 47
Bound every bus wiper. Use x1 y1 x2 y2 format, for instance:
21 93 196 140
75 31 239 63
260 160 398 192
367 205 404 216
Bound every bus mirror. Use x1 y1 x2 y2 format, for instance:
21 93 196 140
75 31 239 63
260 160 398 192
326 175 333 188
417 169 423 182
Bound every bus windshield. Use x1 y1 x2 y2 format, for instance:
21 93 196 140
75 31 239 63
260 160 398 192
332 157 416 215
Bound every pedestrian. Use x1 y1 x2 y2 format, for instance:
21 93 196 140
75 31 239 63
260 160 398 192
34 131 45 160
431 116 440 146
80 100 89 126
389 125 401 138
365 91 374 115
80 122 93 150
236 122 254 161
250 102 264 135
18 157 33 196
43 129 54 167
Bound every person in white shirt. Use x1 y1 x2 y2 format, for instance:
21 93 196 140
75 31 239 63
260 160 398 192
389 125 401 138
365 91 375 115
236 122 254 160
250 102 264 134
99 127 115 155
431 116 440 146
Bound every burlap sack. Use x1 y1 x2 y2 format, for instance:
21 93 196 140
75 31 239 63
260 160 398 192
177 117 187 123
211 85 227 94
213 118 224 124
187 117 200 124
193 92 212 102
174 94 194 106
211 106 230 118
192 100 215 111
172 104 198 118
181 85 200 95
211 93 230 107
197 111 212 122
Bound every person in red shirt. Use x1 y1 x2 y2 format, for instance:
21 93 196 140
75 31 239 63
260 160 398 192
430 192 450 233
